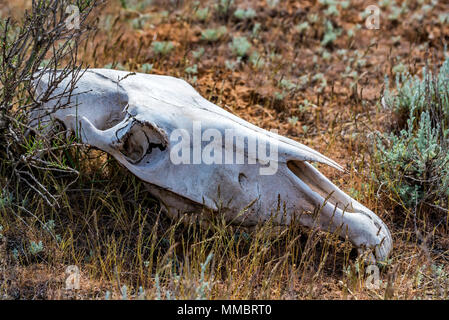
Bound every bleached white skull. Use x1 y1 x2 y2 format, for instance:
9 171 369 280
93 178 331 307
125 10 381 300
32 69 392 261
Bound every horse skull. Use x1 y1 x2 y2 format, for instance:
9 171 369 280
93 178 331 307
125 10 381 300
32 69 392 262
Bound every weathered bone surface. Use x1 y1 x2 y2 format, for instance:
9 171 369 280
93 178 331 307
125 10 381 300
32 69 392 261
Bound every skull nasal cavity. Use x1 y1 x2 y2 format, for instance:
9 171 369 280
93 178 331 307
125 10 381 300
287 160 355 213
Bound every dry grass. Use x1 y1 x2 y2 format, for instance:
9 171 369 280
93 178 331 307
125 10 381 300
0 0 448 299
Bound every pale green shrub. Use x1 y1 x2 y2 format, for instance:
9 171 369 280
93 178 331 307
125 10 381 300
376 59 449 214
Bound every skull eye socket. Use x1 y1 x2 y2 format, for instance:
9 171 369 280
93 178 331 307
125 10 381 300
118 121 168 164
121 130 147 162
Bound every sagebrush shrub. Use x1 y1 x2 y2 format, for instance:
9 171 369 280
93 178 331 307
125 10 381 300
375 58 449 217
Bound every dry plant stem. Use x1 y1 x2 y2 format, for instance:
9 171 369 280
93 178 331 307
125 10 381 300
0 0 102 206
